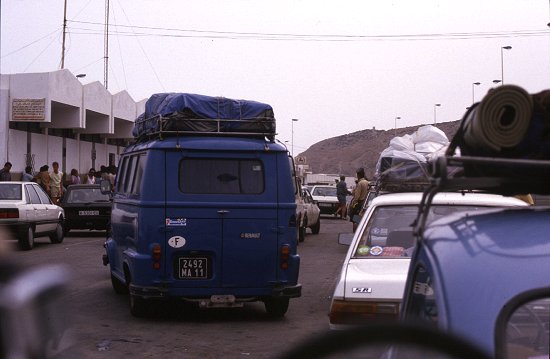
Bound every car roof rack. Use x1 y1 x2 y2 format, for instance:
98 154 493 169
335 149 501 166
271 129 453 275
133 114 276 143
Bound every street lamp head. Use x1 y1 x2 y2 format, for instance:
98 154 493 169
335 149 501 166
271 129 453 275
502 46 512 50
396 116 401 119
292 118 299 122
493 80 502 84
435 103 441 107
76 74 86 78
473 82 481 86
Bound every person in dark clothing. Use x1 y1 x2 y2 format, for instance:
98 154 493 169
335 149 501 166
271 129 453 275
0 162 12 181
334 175 351 219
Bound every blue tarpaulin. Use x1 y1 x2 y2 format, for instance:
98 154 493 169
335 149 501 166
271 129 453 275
133 93 276 138
142 93 273 120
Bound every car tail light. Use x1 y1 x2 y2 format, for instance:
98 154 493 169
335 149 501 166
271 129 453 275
152 244 161 270
329 299 400 325
280 245 290 269
0 209 19 219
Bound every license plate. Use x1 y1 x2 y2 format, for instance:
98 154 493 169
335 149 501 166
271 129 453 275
178 257 209 279
79 210 100 216
318 203 332 207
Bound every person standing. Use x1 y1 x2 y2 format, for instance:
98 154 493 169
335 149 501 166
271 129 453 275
0 162 12 181
70 169 81 185
334 175 351 219
349 168 369 231
34 165 51 195
49 162 64 204
21 166 34 182
84 168 96 184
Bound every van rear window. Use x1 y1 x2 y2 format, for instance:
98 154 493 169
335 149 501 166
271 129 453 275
180 159 264 194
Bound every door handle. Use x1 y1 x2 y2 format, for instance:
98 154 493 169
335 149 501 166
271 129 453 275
217 210 229 215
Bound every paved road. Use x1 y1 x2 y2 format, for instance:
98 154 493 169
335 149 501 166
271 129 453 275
2 216 352 358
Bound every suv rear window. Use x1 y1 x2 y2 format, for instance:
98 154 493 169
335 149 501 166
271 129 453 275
179 158 264 194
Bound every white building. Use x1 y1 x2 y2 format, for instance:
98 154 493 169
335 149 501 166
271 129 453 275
0 69 146 179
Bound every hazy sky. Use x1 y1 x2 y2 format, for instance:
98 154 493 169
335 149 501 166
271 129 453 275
1 0 549 154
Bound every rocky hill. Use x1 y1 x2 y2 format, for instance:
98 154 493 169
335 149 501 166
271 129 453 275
297 120 462 179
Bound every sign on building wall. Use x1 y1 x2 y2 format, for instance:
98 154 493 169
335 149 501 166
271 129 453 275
12 98 46 121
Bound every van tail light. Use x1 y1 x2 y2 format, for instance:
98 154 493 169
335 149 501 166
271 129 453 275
280 245 290 269
152 244 161 270
0 209 19 219
329 299 400 325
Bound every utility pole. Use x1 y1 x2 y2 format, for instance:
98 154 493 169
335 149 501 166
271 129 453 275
104 0 110 89
60 0 68 69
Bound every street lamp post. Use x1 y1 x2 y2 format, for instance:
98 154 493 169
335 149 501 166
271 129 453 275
434 104 441 125
500 46 512 85
472 82 481 104
394 116 401 136
291 118 299 157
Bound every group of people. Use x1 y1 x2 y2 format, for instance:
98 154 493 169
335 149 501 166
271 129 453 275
333 168 370 231
1 161 117 205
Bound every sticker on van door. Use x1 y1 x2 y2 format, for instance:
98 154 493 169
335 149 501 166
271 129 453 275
166 218 187 226
168 236 186 248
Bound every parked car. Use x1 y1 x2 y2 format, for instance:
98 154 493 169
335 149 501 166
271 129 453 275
401 205 550 358
295 188 320 242
0 181 65 250
61 184 112 234
328 191 527 329
310 185 339 215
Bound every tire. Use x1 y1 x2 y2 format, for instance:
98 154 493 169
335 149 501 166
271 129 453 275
18 226 35 250
129 293 150 317
264 297 290 318
49 221 65 244
298 224 306 243
111 273 129 295
310 217 321 234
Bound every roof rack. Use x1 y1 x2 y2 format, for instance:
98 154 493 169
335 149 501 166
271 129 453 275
133 114 276 142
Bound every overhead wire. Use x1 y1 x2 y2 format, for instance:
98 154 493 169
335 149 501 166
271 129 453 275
66 20 550 42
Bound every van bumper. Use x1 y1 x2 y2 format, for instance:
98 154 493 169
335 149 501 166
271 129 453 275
129 283 302 300
272 283 302 298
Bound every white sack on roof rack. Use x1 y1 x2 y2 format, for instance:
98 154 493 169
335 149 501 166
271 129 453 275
374 125 450 188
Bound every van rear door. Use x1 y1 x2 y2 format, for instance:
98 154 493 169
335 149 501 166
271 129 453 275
165 151 278 289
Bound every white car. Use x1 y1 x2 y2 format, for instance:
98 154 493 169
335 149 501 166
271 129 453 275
296 188 321 242
310 185 339 215
0 181 65 250
328 191 528 329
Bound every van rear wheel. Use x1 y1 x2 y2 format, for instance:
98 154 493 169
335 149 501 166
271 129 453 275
111 274 129 294
130 294 149 317
264 297 289 318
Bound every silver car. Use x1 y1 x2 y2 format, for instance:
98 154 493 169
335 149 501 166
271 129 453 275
0 181 65 250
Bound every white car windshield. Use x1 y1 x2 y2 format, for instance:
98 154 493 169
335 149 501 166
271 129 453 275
312 187 337 197
353 204 487 258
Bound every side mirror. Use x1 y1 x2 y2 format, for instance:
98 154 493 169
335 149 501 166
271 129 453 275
338 233 354 246
99 180 112 194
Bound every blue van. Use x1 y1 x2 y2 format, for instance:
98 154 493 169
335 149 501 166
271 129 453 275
102 93 301 317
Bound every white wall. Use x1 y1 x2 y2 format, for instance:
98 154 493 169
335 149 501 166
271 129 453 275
47 135 63 170
65 138 80 174
79 141 93 172
30 133 48 172
7 129 27 172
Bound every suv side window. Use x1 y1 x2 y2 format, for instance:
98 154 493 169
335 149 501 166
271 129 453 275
179 158 264 194
405 265 439 326
501 297 550 358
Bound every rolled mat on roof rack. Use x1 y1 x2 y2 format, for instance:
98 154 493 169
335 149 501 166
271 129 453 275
454 85 550 159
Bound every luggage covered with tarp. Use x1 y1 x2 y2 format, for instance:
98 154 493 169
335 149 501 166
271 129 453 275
132 93 276 140
374 125 449 192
